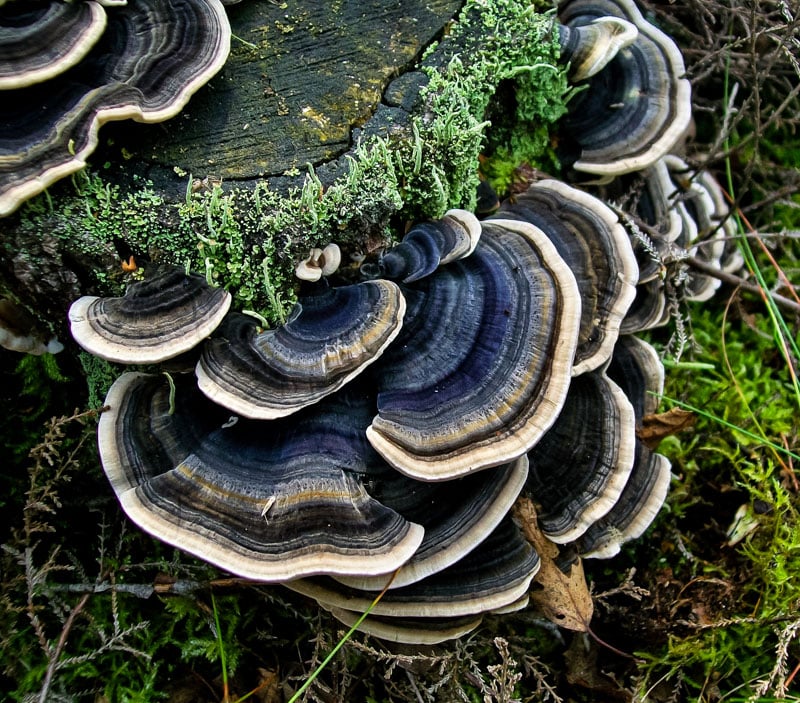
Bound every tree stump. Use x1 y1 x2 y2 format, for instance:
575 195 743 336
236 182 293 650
0 0 462 340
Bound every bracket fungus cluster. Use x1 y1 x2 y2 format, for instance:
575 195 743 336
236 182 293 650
557 0 692 179
555 0 743 334
0 0 231 217
71 190 673 643
63 0 740 645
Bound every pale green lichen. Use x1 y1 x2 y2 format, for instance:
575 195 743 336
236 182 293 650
412 3 570 209
12 0 569 325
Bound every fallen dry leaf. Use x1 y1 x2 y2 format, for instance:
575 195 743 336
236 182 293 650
637 407 696 448
513 496 593 631
564 636 632 702
253 667 282 703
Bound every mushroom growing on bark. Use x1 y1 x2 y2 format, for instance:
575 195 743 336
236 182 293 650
98 372 426 581
557 0 692 178
72 194 674 642
0 0 231 217
196 280 405 419
66 0 713 639
0 1 108 89
557 15 637 82
366 217 581 481
68 268 231 364
494 179 638 374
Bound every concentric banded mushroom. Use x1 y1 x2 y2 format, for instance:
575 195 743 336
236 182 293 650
323 608 483 645
526 370 636 543
337 456 529 591
370 209 481 283
557 15 638 82
606 334 665 419
691 167 743 276
577 334 670 558
577 442 671 558
69 268 231 364
0 0 231 217
495 179 638 374
367 218 581 481
196 280 405 419
663 155 742 301
558 0 692 177
0 298 63 355
0 1 108 89
287 517 540 619
98 372 424 581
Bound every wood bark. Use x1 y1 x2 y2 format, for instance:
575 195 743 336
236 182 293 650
0 0 461 344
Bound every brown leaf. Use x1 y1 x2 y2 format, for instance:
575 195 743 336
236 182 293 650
638 407 696 448
513 496 593 631
253 667 282 703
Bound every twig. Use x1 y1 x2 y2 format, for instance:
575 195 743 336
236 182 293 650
38 593 91 703
685 256 800 314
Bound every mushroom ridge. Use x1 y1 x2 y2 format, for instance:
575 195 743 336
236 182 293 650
98 371 425 581
0 0 231 217
195 279 406 419
68 268 232 364
367 218 581 481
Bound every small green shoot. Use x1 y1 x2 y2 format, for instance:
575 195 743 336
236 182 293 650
657 394 800 464
287 570 398 703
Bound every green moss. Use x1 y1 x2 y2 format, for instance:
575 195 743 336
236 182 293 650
78 352 120 410
404 3 570 212
12 0 567 326
636 304 800 700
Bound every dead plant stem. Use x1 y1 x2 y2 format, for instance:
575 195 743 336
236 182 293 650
38 592 91 703
685 256 800 314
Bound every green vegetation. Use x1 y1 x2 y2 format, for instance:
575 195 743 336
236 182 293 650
632 297 800 701
11 0 569 327
2 0 799 701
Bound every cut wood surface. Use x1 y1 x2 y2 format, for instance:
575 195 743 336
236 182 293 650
109 1 461 181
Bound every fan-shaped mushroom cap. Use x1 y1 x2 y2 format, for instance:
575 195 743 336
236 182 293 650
526 370 636 543
337 456 529 591
576 334 670 558
0 298 63 355
374 209 481 283
620 276 669 334
98 372 424 581
286 517 540 618
495 179 638 375
367 218 581 481
632 159 685 247
663 155 738 301
329 594 529 645
606 334 664 418
592 161 682 286
577 441 671 558
0 1 108 89
0 0 230 217
196 280 405 419
558 0 692 177
558 16 638 82
324 607 483 645
691 166 744 276
69 269 231 364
